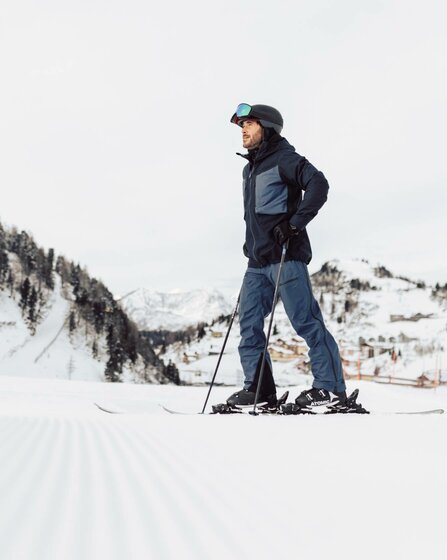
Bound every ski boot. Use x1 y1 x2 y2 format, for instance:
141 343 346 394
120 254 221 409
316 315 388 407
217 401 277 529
223 352 279 411
281 387 347 415
226 389 278 409
212 391 289 414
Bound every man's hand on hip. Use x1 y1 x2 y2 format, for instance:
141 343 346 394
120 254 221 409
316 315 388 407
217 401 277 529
273 221 298 246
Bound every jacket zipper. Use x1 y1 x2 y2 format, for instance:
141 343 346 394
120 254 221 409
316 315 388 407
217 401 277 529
248 166 258 262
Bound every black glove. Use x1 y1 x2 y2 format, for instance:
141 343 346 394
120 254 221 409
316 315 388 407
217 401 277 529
273 221 298 246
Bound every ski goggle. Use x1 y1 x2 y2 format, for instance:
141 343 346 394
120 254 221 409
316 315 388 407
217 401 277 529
230 103 253 125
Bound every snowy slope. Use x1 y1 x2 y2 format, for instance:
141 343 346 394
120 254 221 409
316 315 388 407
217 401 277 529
120 287 232 330
313 259 446 379
0 276 105 381
0 376 445 560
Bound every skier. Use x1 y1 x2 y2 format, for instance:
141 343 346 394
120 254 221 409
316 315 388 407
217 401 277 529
227 103 347 410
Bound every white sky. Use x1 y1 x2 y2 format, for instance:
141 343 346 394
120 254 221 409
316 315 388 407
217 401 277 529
1 0 446 296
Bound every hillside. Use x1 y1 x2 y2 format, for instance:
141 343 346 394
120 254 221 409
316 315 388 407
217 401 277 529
150 258 447 387
0 223 175 384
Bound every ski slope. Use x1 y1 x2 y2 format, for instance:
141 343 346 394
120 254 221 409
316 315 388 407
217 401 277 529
0 277 106 382
0 376 446 560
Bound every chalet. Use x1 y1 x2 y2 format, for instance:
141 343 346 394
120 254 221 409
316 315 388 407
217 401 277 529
390 313 434 323
268 345 297 362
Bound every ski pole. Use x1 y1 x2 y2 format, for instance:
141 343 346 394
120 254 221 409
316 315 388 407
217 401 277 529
250 241 288 415
201 290 241 413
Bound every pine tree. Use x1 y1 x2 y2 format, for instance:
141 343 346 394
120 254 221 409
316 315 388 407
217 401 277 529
93 301 105 333
197 324 206 340
14 231 38 275
20 278 31 309
45 248 55 289
165 359 180 385
0 224 9 285
105 325 124 382
7 269 14 295
70 264 81 300
69 311 76 333
27 286 38 326
56 255 70 285
92 339 98 359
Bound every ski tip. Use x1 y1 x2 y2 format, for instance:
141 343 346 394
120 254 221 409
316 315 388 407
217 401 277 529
160 405 199 415
160 405 176 414
94 402 123 414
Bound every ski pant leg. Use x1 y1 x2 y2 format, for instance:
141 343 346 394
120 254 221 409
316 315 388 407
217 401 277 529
238 267 275 389
273 260 346 393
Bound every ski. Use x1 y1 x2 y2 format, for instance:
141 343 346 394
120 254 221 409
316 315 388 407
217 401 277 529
96 390 444 416
161 390 444 416
394 409 444 415
161 406 444 416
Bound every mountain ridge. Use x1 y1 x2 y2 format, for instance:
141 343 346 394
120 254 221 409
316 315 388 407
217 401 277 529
119 287 233 331
0 222 177 384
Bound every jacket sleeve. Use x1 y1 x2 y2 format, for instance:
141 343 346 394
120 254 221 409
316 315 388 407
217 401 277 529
279 153 329 231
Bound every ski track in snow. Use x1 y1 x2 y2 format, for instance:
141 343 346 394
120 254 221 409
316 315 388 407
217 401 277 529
0 415 276 559
0 379 446 560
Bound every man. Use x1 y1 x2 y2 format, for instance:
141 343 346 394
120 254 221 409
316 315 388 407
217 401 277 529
227 103 347 410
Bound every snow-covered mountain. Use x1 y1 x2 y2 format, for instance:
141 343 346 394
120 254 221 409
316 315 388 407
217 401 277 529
0 225 171 384
119 288 233 331
158 258 447 387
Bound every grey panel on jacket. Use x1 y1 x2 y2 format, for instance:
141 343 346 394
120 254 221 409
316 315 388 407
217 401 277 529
255 165 287 215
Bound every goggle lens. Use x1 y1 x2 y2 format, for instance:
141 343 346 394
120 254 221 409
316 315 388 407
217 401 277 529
236 103 252 117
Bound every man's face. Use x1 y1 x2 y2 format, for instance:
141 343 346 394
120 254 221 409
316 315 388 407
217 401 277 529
241 119 263 149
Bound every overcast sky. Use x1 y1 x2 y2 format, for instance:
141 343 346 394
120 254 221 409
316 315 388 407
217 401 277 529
1 0 446 296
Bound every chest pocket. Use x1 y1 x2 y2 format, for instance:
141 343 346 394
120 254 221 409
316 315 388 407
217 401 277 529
255 165 288 215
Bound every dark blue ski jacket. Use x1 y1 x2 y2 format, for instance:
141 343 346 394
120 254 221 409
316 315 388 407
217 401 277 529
238 134 329 267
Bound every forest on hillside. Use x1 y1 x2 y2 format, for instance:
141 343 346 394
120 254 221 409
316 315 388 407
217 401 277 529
0 222 179 384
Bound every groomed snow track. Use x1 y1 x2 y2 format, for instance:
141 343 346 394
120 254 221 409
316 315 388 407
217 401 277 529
0 378 446 560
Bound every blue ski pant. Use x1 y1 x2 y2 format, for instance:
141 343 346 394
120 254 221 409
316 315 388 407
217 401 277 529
238 260 346 393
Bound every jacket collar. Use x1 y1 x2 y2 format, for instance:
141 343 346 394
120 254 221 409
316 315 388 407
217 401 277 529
237 134 289 165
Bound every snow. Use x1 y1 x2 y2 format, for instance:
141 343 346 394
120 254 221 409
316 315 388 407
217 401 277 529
0 277 106 382
0 375 446 560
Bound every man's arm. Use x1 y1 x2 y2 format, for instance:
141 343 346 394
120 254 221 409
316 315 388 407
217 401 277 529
279 153 329 231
